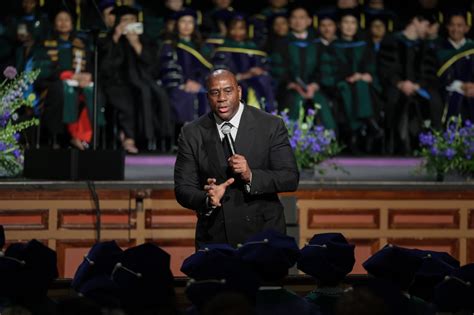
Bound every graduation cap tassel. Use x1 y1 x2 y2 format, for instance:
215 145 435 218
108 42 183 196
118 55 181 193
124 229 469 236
76 0 81 30
467 12 472 27
313 16 318 29
40 0 44 7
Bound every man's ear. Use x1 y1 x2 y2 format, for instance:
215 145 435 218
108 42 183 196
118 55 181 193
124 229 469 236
238 85 242 100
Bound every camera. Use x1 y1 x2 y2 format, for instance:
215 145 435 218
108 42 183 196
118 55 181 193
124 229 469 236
123 22 143 35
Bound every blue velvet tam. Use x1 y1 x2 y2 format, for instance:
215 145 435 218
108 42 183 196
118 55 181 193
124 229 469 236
363 244 423 290
0 239 58 297
112 243 175 308
413 249 459 280
99 0 115 12
316 8 338 23
173 7 197 21
72 240 123 291
185 253 260 308
297 233 355 284
181 243 236 279
236 229 300 281
77 274 121 307
110 5 139 19
434 272 473 312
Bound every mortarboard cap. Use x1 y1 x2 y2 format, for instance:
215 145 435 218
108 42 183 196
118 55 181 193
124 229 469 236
112 243 175 308
172 7 197 21
297 233 355 284
181 243 236 279
72 240 123 291
184 253 260 308
363 244 423 290
236 229 300 282
111 5 139 19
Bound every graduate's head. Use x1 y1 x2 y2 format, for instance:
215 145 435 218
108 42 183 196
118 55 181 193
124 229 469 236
289 5 312 34
317 10 338 41
367 0 384 10
447 12 470 42
22 0 37 14
99 0 117 28
166 0 184 12
337 0 358 9
111 6 139 27
271 14 289 37
404 11 436 39
175 9 197 39
269 0 289 9
206 69 242 122
418 0 438 9
214 0 232 10
228 16 247 41
54 10 74 35
370 19 386 40
338 10 359 39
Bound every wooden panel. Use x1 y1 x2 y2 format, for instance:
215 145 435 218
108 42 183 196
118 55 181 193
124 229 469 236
286 189 474 200
389 209 459 229
0 210 48 230
56 240 136 278
307 209 379 229
147 239 196 277
145 209 197 229
468 239 474 264
58 209 136 229
349 239 380 274
0 189 132 200
468 209 474 229
387 238 459 260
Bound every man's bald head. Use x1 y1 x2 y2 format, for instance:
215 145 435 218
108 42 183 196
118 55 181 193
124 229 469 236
206 69 238 90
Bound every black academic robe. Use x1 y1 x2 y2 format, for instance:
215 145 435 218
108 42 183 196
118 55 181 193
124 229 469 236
99 33 171 141
174 105 299 247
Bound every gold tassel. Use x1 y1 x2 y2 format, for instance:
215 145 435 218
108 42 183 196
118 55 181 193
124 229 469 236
313 16 318 29
468 12 472 27
249 24 254 39
76 0 81 30
40 0 44 6
360 13 365 29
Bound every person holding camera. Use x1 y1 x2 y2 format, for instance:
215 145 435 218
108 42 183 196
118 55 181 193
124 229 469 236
99 5 171 153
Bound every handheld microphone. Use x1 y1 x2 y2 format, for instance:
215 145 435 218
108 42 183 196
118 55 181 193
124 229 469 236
221 124 236 155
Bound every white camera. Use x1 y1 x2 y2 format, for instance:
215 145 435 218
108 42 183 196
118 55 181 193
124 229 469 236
123 22 143 35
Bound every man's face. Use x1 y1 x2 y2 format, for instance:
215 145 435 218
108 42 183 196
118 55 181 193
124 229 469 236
22 0 36 14
270 0 288 9
319 19 337 40
447 15 469 42
166 0 183 11
55 11 73 34
207 72 242 121
289 8 311 33
103 6 116 28
370 19 386 39
413 18 430 39
273 16 289 36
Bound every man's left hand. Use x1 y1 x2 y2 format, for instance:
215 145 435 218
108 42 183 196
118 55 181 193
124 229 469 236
228 154 252 183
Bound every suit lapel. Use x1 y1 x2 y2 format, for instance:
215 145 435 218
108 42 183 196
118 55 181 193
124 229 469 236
234 105 255 161
202 113 228 180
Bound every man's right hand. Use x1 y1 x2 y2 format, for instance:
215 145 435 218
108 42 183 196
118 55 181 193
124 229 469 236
204 178 235 207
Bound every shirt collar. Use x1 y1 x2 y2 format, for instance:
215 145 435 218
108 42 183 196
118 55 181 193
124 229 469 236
214 102 244 129
448 37 466 50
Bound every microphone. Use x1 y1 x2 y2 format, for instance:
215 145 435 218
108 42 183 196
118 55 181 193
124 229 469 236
221 124 236 155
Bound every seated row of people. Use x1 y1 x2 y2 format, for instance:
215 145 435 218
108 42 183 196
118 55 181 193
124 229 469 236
1 225 473 315
2 0 473 155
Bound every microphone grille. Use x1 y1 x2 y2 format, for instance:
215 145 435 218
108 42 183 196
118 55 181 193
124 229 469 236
221 123 232 135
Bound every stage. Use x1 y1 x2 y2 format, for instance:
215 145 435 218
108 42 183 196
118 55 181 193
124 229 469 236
1 155 473 279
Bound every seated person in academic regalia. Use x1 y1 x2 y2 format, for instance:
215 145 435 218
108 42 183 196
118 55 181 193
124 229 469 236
212 13 276 112
333 9 384 153
264 12 289 93
251 0 289 48
99 5 171 153
159 8 211 141
260 0 289 20
378 11 443 155
297 233 355 315
275 4 336 130
9 0 51 71
32 9 104 150
363 244 436 315
201 0 235 39
366 10 393 54
237 230 320 315
436 10 474 122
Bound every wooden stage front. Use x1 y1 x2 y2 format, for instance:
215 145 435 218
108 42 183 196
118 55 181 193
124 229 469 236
1 176 474 278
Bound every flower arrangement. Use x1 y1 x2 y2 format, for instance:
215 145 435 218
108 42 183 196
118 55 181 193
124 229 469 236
0 66 40 177
274 106 342 172
418 116 474 180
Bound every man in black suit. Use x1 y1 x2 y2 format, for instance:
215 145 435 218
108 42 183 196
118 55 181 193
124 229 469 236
174 69 299 247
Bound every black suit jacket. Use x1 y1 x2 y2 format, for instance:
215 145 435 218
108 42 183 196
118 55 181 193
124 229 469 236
174 105 299 247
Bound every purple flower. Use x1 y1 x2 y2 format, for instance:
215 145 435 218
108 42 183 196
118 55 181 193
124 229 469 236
0 142 7 151
3 66 17 79
13 149 21 159
419 132 435 147
466 120 472 127
307 108 316 116
444 148 455 160
430 147 439 156
13 133 20 141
